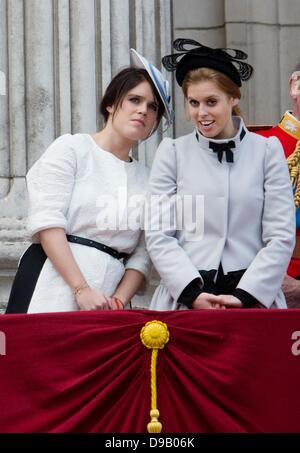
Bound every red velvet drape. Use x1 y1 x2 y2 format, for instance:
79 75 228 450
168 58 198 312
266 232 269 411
0 309 300 432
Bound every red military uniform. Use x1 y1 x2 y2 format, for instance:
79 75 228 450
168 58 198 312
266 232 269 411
254 111 300 278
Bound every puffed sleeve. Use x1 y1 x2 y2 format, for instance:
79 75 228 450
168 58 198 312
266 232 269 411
26 134 77 242
236 136 295 307
145 138 202 302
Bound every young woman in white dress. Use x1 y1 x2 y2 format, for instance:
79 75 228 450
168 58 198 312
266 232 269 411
6 49 173 313
146 39 295 310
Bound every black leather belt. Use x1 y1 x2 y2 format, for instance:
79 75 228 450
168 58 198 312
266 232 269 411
66 234 129 260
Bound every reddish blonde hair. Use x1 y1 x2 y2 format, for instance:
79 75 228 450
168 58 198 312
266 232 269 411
182 67 243 117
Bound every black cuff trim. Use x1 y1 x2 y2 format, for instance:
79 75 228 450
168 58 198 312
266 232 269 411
232 288 259 308
178 278 202 309
199 269 217 294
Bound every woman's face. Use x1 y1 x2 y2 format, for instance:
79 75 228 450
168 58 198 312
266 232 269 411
186 80 238 139
108 81 159 142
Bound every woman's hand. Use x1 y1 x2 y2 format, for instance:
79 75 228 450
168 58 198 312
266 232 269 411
192 293 227 309
75 286 111 311
217 295 243 308
282 274 300 308
192 293 243 309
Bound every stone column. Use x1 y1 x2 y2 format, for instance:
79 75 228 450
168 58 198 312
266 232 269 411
0 0 173 312
0 70 5 95
225 0 300 124
0 0 28 312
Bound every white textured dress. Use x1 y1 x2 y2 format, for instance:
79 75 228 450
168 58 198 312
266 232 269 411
26 133 150 313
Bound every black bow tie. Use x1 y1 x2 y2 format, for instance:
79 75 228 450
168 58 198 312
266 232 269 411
209 140 236 163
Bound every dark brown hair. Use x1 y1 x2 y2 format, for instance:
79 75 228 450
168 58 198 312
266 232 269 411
100 67 165 128
182 67 243 117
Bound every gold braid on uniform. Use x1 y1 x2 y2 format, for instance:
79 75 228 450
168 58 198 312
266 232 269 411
287 140 300 208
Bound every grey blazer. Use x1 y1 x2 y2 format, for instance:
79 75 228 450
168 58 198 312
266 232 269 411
145 117 295 310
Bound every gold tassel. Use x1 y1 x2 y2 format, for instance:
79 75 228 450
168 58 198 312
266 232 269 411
140 320 170 433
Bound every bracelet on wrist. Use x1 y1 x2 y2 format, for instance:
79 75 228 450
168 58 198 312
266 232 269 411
74 282 89 297
112 296 124 310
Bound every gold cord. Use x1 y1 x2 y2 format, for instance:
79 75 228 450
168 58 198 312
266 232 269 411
287 140 300 208
140 320 170 433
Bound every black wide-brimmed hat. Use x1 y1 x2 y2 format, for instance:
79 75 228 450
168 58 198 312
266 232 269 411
162 38 254 87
